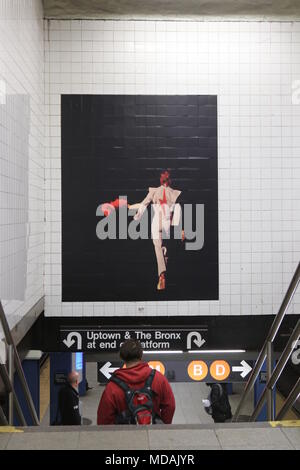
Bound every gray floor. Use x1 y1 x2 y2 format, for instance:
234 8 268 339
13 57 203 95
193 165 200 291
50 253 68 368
79 362 254 426
3 363 299 450
40 362 253 427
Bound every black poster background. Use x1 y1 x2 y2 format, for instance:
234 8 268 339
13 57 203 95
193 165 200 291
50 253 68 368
61 95 218 302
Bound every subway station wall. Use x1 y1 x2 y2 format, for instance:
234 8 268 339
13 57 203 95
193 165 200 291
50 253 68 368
0 0 44 331
45 19 300 317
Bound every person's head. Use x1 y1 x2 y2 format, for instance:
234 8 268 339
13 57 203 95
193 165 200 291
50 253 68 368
160 170 171 187
120 339 143 366
206 382 227 390
67 371 80 390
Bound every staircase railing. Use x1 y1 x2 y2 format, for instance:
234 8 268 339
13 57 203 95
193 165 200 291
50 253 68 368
233 262 300 422
0 300 40 425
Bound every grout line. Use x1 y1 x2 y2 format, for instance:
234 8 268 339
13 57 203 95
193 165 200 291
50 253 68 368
44 17 300 23
75 430 81 450
279 427 298 450
214 428 224 450
146 429 151 450
4 433 13 450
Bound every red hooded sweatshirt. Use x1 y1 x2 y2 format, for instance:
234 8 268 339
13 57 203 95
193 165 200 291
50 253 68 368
97 362 175 425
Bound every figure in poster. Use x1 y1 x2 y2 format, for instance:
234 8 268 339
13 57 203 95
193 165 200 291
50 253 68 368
133 171 184 290
100 171 184 291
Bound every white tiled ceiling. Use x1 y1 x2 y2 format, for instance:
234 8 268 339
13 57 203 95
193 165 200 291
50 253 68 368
43 0 300 19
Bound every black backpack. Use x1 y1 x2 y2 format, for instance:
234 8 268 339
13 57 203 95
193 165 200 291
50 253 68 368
110 369 159 425
210 384 232 422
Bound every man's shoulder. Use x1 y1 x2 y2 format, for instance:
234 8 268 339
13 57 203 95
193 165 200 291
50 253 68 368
106 376 125 391
152 369 170 387
60 383 77 397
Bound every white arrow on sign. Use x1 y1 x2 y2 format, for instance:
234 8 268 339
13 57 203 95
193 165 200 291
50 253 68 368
63 332 82 350
187 332 206 349
99 362 119 380
232 360 252 379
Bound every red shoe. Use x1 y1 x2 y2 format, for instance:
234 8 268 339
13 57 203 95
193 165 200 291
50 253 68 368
157 273 166 290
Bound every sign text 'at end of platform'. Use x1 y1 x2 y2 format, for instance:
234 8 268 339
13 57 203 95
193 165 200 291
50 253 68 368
61 328 207 352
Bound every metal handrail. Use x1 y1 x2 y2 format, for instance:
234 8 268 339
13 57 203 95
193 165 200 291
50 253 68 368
275 377 300 421
0 300 40 426
8 344 13 424
0 363 26 426
0 403 8 425
233 261 300 422
251 319 300 421
266 341 274 421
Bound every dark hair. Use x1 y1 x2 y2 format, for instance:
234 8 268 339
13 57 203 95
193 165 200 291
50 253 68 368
120 339 143 362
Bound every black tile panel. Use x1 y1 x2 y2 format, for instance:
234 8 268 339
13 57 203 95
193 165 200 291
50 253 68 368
62 95 218 302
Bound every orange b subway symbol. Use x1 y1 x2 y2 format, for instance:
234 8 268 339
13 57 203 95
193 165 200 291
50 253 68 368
187 361 208 381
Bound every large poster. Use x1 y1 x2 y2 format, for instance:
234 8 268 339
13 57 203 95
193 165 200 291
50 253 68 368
62 95 218 302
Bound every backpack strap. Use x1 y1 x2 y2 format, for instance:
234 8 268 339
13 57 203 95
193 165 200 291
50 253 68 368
144 369 156 390
216 383 223 397
110 374 131 394
137 370 157 418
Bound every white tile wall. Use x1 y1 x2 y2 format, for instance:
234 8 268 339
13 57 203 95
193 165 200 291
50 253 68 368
0 0 44 330
44 19 300 318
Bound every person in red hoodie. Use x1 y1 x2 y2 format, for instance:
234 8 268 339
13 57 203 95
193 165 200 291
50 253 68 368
97 339 176 425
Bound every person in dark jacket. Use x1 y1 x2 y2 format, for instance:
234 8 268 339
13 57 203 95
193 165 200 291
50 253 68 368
97 339 176 425
58 371 81 425
205 383 232 423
